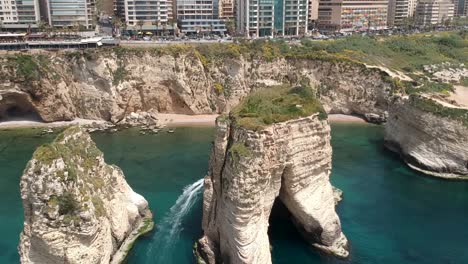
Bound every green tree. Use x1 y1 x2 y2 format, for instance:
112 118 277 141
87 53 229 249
37 20 47 33
225 19 235 36
111 17 123 36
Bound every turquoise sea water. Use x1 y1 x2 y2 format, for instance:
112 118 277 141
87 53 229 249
0 125 467 263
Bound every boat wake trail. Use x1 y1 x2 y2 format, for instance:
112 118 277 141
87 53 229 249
146 178 204 263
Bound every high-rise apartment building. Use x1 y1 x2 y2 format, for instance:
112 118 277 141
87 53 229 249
176 0 226 34
453 0 467 15
387 0 417 27
219 0 235 19
124 0 168 28
237 0 308 37
167 0 175 20
318 0 388 32
0 0 40 29
40 0 96 28
415 0 454 25
114 0 126 18
308 0 319 27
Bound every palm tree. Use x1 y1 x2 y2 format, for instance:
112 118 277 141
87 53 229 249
168 18 178 36
162 22 167 36
112 17 123 36
137 20 144 32
72 22 81 36
225 19 235 36
37 20 47 33
153 20 160 36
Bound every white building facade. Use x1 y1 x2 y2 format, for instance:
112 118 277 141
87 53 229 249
237 0 308 37
124 0 168 28
387 0 418 27
0 0 40 29
415 0 454 25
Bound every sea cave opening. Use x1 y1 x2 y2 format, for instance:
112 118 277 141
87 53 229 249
0 94 42 122
268 198 333 261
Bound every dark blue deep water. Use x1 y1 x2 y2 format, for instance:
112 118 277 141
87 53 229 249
0 124 467 264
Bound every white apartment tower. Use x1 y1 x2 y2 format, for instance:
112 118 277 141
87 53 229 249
387 0 418 27
0 0 40 29
415 0 454 25
237 0 308 38
124 0 168 28
42 0 96 28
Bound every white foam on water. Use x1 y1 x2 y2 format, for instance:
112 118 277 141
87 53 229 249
146 178 204 263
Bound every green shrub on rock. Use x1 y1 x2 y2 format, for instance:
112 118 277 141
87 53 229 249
232 85 327 131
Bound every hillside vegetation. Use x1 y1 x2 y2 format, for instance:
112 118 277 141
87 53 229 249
101 31 467 73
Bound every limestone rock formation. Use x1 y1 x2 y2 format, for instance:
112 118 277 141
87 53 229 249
385 95 468 179
197 113 348 264
18 126 153 263
0 50 391 123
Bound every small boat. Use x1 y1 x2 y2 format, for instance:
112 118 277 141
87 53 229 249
168 129 175 133
41 128 54 135
140 131 146 135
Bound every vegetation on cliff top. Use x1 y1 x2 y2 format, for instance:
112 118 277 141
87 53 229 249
96 31 466 74
32 126 108 222
231 85 327 131
410 95 468 127
1 54 51 82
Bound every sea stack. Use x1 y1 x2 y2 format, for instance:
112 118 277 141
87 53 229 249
385 95 468 179
196 86 348 264
18 126 153 263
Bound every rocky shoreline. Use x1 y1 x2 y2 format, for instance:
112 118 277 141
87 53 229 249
384 95 468 179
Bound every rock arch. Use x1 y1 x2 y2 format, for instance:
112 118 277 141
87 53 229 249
197 115 348 264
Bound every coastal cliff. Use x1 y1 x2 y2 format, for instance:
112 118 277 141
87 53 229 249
0 47 391 123
197 86 348 263
18 126 153 263
385 95 468 179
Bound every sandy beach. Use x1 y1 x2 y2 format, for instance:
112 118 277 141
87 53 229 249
160 113 367 126
0 118 107 129
0 113 367 130
328 114 367 123
158 114 218 127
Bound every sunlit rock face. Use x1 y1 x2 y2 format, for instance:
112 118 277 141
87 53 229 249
18 126 152 264
385 95 468 179
0 52 390 123
197 115 348 264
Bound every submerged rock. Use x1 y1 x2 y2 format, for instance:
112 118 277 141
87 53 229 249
197 87 348 263
18 126 153 263
385 95 468 179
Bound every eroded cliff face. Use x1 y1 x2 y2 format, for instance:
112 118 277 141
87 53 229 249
0 50 391 123
197 114 348 264
385 95 468 179
19 126 153 263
